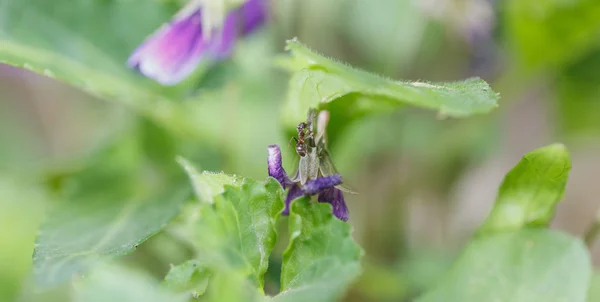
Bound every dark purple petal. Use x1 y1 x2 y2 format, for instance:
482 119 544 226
268 145 289 188
282 184 303 216
238 0 268 35
318 188 349 221
302 174 342 195
127 9 211 85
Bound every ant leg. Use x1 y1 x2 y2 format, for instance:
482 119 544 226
288 137 298 149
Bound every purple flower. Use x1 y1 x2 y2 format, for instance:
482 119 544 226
267 144 350 221
127 0 268 85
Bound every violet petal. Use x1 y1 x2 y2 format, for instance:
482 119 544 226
302 174 343 195
318 187 349 221
268 144 289 188
282 184 303 216
127 9 211 85
207 12 238 60
238 0 268 35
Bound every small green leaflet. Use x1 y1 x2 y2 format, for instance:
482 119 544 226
177 157 244 203
478 143 571 234
163 259 210 298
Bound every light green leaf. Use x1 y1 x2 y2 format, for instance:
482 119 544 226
281 39 499 133
417 229 592 302
504 0 600 68
73 263 187 302
163 259 210 298
478 144 571 234
177 157 244 204
274 198 363 302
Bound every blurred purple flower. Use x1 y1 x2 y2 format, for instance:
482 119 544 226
267 144 349 221
127 0 268 85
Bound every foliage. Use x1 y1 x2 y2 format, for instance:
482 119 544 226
1 0 600 302
418 145 592 302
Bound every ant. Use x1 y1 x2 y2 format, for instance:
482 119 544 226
291 110 316 157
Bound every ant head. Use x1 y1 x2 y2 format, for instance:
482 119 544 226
297 122 307 133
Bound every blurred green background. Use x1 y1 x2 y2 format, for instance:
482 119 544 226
2 0 600 301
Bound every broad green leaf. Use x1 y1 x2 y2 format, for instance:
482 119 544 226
504 0 600 68
193 177 284 290
478 144 571 234
73 263 187 302
163 259 210 298
281 39 499 134
417 229 592 302
33 187 190 287
274 197 363 302
32 134 191 287
177 157 244 204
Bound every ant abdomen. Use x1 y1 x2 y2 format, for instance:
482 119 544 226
296 144 307 157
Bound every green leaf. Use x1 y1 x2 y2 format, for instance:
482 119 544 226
33 187 190 287
179 160 284 290
163 259 210 298
170 176 284 302
417 229 592 302
32 134 191 287
274 198 363 302
478 143 571 234
194 177 284 290
73 263 187 302
174 162 285 300
504 0 600 68
177 157 244 204
281 39 499 134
